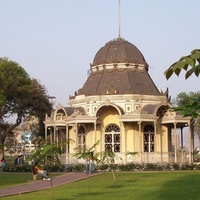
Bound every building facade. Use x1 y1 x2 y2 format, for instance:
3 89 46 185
44 37 194 164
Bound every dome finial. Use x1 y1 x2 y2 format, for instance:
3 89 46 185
118 0 121 38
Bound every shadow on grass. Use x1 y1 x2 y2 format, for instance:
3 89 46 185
143 172 200 200
55 198 76 200
72 192 104 200
51 172 200 200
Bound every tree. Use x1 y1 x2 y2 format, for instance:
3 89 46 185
2 124 17 155
29 142 62 166
72 141 99 193
28 78 53 137
0 57 52 158
73 140 121 189
172 92 200 107
73 140 100 162
194 117 200 150
171 92 200 118
172 96 200 118
164 49 200 118
165 49 200 80
97 150 121 187
172 92 200 149
126 151 138 161
165 51 200 156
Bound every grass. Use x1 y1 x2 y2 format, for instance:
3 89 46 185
0 172 33 188
1 171 200 200
0 172 61 188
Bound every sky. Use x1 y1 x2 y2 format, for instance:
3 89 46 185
1 0 200 107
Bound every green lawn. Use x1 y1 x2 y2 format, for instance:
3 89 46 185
0 173 33 188
1 171 200 200
0 172 61 188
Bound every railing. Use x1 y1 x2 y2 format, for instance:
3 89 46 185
59 151 190 165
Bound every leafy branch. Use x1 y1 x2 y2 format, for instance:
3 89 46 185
165 49 200 79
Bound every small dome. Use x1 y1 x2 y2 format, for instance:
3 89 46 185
92 37 147 66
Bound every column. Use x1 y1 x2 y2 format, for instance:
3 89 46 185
101 126 103 153
55 126 58 146
137 121 142 163
53 126 56 142
174 123 177 163
49 127 52 143
180 126 184 163
159 123 163 163
119 121 124 161
153 122 157 163
45 126 47 142
66 125 69 164
167 125 172 162
180 127 183 149
132 122 135 162
123 122 127 163
94 122 97 150
132 123 135 153
188 121 194 163
75 123 78 147
154 122 157 153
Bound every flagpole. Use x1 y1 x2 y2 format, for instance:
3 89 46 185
118 0 121 38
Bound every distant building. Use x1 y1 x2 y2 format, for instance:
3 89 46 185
44 37 194 164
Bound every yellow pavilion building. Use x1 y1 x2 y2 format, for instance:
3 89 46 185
44 37 194 164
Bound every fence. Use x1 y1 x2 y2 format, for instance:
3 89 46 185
59 151 190 165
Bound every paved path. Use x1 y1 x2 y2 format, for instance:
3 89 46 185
0 172 97 197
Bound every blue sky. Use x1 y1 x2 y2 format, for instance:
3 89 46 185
1 0 200 106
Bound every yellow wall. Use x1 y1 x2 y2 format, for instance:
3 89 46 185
68 106 170 162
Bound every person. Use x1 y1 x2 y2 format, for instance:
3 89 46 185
33 163 50 180
1 157 6 168
85 157 94 174
14 155 24 166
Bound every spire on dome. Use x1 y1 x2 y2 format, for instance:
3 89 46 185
118 0 121 38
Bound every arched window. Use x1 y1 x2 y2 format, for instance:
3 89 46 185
105 123 120 152
56 109 66 120
143 124 155 152
78 126 86 150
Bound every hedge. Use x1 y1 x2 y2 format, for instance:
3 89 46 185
2 162 200 173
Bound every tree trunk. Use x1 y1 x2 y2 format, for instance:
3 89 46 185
198 136 200 151
0 115 22 160
0 139 4 161
111 169 116 187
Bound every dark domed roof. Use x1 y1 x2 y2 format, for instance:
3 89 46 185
71 37 161 97
92 37 147 66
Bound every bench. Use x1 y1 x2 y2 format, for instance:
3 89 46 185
32 167 38 181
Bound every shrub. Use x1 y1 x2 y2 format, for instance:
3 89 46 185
171 163 180 170
96 164 109 171
109 164 118 171
44 164 65 172
3 164 32 172
65 164 75 172
180 163 196 170
72 163 85 172
2 162 200 173
118 163 136 171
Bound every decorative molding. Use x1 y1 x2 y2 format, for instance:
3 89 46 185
71 109 84 118
125 104 132 113
106 86 118 95
135 104 141 111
